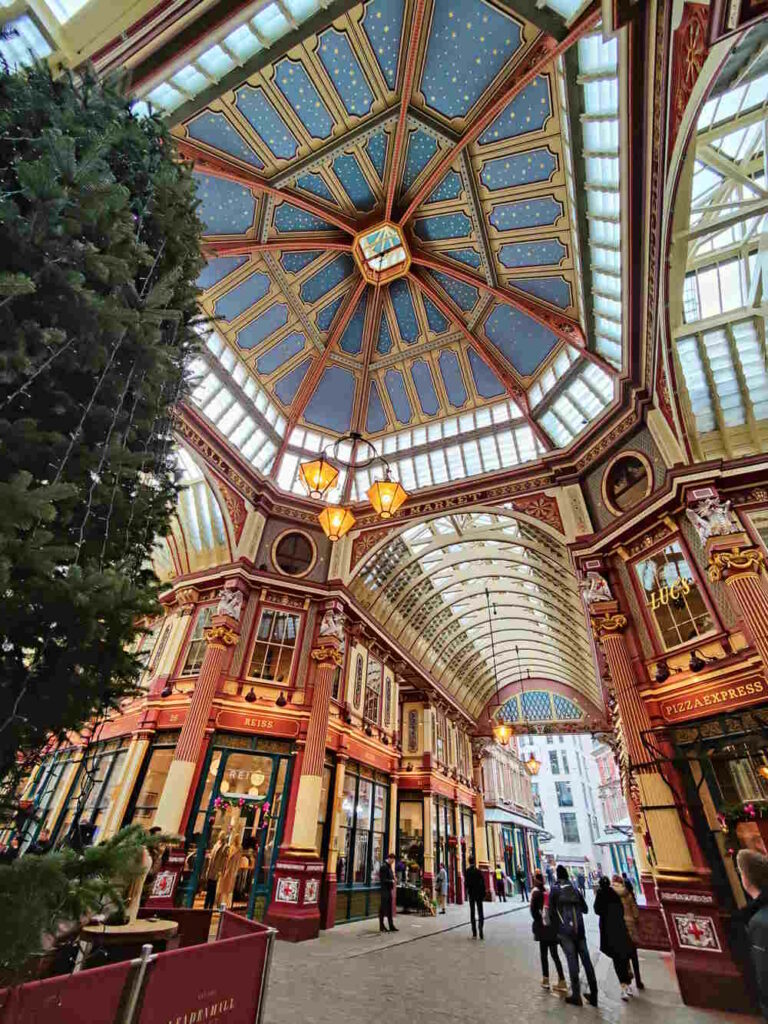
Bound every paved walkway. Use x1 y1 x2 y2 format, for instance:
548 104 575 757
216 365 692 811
265 901 756 1024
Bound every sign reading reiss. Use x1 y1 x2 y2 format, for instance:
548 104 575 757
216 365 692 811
661 678 766 723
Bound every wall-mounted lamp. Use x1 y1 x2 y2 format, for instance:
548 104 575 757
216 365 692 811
275 691 288 707
654 660 670 683
244 687 257 704
689 649 708 673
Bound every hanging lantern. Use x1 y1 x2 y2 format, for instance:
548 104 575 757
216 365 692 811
525 751 541 776
367 474 408 519
298 454 339 499
493 721 511 746
318 505 356 541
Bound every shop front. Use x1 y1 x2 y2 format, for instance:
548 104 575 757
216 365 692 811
181 734 295 920
335 762 391 922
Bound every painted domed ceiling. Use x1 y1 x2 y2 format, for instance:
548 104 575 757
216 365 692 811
169 0 625 498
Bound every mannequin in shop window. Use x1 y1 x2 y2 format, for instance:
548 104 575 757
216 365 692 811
217 830 243 908
204 830 228 910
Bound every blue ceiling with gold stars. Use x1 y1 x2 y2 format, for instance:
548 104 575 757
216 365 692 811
178 0 589 443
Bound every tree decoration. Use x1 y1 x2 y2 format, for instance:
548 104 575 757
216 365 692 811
0 64 203 793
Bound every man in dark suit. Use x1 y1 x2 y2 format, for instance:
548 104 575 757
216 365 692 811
379 852 398 933
464 855 486 940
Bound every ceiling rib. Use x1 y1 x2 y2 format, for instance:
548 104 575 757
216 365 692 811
176 138 359 235
385 0 429 222
203 238 352 257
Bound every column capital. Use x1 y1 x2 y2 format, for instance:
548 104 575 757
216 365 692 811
707 545 764 584
310 642 344 668
204 622 240 648
592 612 628 637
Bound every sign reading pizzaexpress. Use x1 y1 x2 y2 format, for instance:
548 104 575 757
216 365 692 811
661 678 766 723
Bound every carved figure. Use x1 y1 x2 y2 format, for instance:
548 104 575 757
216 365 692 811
319 607 345 645
217 588 244 621
580 571 613 604
685 498 739 544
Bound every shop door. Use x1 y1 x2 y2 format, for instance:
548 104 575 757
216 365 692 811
186 749 290 919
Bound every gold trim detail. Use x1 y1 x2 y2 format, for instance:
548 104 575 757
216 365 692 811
707 546 764 583
594 613 628 636
311 645 344 668
204 624 239 648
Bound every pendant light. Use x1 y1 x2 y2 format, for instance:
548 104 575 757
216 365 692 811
299 432 408 540
516 645 541 776
486 589 511 746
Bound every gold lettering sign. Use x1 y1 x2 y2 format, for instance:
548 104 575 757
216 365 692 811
649 576 692 611
662 679 766 723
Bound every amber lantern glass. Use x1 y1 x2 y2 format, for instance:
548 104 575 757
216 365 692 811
525 752 541 776
318 505 356 541
493 721 511 746
299 455 339 499
367 475 408 519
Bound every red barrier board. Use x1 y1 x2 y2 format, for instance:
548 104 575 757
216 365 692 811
0 959 134 1024
136 933 268 1024
218 911 268 940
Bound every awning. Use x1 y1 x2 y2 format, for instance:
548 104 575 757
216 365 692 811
484 807 546 833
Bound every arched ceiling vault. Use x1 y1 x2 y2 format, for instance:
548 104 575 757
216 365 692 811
350 509 601 719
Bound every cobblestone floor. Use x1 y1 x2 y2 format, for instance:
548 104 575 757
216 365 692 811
265 901 756 1024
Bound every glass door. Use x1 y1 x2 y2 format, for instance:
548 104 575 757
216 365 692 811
186 748 291 919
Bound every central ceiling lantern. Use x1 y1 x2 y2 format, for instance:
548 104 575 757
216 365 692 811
299 432 408 540
352 222 411 285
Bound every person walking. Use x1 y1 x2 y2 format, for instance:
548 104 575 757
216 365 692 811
517 866 528 901
530 870 567 993
613 872 644 989
494 863 507 902
550 864 598 1007
594 877 634 1001
737 849 768 1019
379 852 398 933
436 862 448 914
576 868 586 897
464 855 485 940
545 863 555 888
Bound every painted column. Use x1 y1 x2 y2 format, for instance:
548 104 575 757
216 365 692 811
591 602 744 1010
152 584 245 835
472 759 492 899
422 792 434 893
708 545 768 667
266 601 344 941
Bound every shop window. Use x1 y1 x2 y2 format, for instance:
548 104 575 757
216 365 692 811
398 800 424 885
331 665 342 701
129 746 176 829
352 654 364 707
315 765 333 855
556 782 573 807
363 658 382 724
549 750 560 775
180 606 215 676
561 812 580 843
336 765 389 889
57 739 130 843
20 751 77 848
634 541 714 650
248 609 299 683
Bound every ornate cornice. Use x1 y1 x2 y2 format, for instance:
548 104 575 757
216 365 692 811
593 613 628 637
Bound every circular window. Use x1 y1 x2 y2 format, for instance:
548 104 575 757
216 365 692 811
602 452 653 515
272 530 316 577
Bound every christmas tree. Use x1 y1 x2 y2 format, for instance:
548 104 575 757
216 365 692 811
0 65 203 788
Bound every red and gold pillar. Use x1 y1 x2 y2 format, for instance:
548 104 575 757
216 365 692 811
591 601 744 1010
471 751 492 899
265 602 344 941
152 589 244 835
708 543 768 665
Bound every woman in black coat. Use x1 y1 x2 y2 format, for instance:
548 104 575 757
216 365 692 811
594 877 634 1000
530 870 567 992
